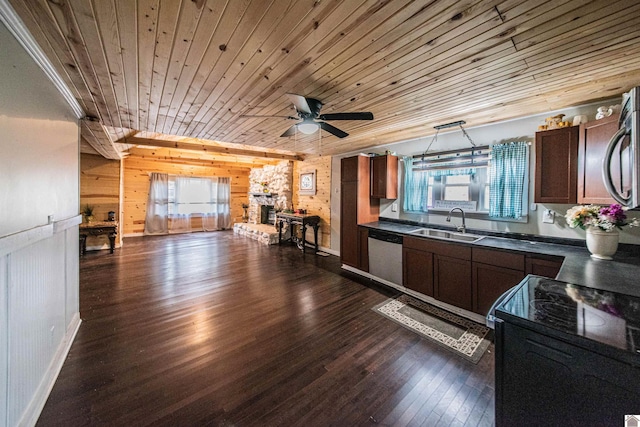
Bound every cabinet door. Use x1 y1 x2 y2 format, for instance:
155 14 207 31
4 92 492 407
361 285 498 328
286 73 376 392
577 115 619 204
434 254 472 311
525 255 563 278
402 247 434 296
358 227 369 272
340 181 358 267
370 155 398 199
534 126 579 204
472 263 525 315
341 156 359 182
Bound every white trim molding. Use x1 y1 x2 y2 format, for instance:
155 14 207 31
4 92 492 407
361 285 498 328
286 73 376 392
19 314 81 427
0 0 84 119
0 215 82 257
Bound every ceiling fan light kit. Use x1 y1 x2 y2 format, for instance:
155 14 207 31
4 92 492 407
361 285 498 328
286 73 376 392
297 121 320 135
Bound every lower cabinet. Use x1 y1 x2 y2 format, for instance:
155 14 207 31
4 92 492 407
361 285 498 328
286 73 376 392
472 248 526 315
402 246 434 296
434 254 472 311
525 254 563 278
472 263 525 315
402 237 562 316
358 226 369 272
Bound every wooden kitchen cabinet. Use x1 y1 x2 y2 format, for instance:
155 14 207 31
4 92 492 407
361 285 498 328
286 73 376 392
577 115 619 204
472 248 526 315
340 156 379 268
370 155 398 199
525 254 563 278
402 236 434 297
534 126 579 204
358 226 369 272
432 241 472 311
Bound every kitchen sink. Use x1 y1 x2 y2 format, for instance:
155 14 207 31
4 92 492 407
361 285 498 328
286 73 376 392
410 228 485 243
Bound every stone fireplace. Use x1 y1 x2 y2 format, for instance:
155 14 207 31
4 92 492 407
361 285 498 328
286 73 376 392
233 161 293 245
247 161 293 224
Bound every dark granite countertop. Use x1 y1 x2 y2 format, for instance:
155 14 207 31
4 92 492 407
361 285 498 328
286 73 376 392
360 219 640 298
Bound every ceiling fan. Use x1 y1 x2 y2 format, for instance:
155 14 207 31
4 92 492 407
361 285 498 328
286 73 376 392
242 94 374 138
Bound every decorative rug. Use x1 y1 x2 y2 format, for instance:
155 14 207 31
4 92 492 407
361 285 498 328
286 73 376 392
372 294 492 364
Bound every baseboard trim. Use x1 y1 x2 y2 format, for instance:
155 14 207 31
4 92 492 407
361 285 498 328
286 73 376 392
318 246 339 256
19 313 81 427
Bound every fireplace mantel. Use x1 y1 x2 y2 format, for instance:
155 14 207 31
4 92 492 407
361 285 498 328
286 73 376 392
249 192 278 197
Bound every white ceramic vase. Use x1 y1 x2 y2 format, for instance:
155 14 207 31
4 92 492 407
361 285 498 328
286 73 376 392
585 227 619 260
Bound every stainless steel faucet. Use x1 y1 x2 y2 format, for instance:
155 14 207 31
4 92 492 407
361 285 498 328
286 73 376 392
446 207 466 233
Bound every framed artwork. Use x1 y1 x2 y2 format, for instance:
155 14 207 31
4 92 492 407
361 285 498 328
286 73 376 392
299 170 316 196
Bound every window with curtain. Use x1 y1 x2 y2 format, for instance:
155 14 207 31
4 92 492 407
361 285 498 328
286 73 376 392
403 158 488 213
144 174 231 235
403 143 528 220
489 141 529 219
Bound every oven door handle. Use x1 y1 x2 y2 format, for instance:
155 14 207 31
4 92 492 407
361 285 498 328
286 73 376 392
602 125 630 206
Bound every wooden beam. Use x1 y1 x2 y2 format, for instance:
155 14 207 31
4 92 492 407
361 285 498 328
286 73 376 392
122 136 303 161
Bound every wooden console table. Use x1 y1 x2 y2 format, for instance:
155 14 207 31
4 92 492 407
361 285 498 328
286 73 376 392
79 221 117 256
276 213 320 254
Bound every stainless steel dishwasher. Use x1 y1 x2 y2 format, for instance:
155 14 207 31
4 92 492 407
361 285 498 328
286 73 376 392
368 229 403 285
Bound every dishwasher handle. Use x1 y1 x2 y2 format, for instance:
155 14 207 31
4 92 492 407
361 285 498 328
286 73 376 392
368 229 403 244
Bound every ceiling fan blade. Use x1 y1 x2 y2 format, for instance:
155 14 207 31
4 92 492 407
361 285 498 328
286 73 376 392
319 121 348 138
318 112 374 121
280 125 298 137
286 93 311 115
240 114 297 119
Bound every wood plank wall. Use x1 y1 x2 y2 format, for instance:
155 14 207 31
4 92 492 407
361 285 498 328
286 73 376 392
293 156 332 249
80 153 121 248
122 154 276 235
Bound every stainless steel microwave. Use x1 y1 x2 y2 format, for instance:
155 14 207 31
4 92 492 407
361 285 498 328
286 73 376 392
603 86 640 209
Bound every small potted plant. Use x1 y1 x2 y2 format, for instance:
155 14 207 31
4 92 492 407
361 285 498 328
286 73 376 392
82 204 95 223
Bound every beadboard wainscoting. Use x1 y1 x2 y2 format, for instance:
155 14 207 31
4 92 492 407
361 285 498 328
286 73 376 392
0 215 81 427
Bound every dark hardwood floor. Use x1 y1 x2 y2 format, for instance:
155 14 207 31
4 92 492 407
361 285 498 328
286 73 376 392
36 231 494 426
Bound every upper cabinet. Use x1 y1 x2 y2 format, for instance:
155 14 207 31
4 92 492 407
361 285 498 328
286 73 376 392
370 155 398 199
577 115 619 205
534 126 579 204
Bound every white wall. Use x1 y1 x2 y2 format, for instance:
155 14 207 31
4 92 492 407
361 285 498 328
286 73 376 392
331 99 640 251
0 20 81 427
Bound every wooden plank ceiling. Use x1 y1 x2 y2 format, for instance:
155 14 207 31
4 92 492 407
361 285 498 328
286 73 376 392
9 0 640 158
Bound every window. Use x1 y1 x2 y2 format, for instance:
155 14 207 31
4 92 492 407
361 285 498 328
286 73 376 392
403 142 529 220
144 173 231 235
168 176 217 215
424 169 488 212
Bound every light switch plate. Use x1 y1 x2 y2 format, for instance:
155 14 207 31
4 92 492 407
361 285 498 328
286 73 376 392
542 209 555 224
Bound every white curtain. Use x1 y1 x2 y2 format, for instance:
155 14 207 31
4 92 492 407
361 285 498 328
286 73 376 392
202 177 231 231
144 173 169 235
169 214 191 234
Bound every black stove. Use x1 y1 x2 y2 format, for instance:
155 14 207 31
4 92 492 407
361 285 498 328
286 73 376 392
497 275 640 356
494 275 640 426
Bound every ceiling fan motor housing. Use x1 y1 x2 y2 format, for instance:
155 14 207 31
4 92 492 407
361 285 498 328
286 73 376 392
301 98 323 118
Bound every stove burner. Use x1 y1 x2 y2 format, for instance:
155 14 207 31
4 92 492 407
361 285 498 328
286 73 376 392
529 299 577 330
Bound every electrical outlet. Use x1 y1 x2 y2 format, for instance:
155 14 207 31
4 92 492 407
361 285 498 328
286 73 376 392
530 203 537 211
542 209 555 224
391 202 398 212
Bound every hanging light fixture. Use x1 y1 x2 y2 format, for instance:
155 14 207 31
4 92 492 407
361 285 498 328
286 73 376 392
297 118 319 134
